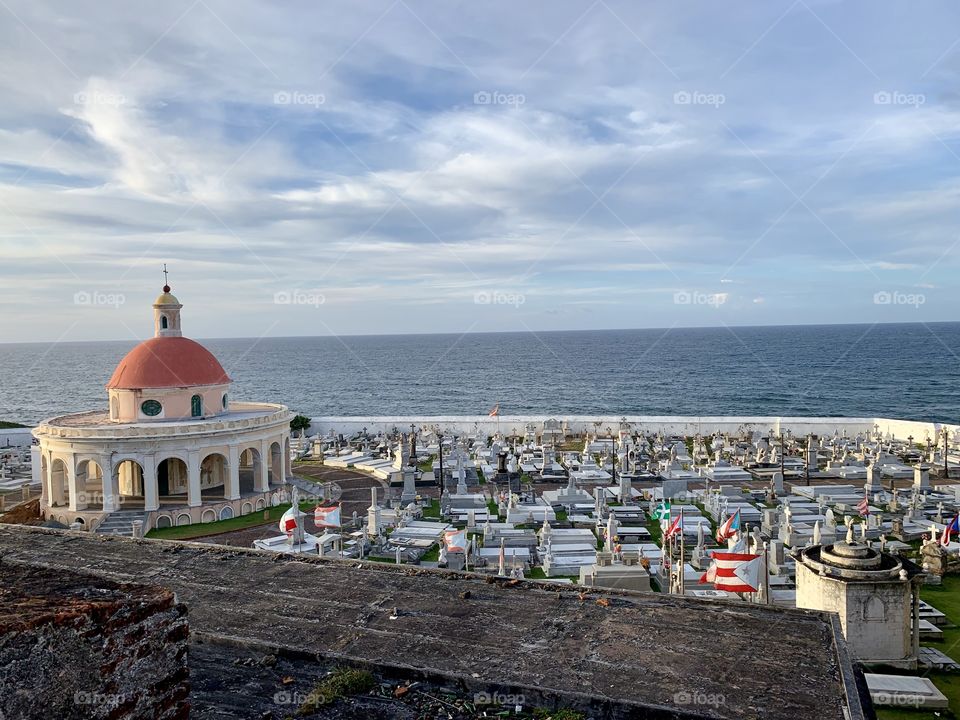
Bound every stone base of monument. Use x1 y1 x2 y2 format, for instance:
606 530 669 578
864 673 949 709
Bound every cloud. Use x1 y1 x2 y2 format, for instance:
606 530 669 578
0 0 959 341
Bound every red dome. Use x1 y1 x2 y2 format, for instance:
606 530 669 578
106 337 231 389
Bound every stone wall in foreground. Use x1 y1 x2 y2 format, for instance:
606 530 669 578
0 562 189 720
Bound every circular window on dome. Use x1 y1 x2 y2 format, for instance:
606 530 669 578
141 399 162 417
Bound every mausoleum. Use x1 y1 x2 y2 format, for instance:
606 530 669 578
31 281 292 534
795 527 923 668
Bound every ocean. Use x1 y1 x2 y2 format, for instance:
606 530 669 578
1 323 958 425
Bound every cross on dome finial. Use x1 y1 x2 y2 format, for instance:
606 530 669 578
162 263 170 292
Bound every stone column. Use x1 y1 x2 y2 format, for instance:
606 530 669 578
401 469 417 505
66 457 86 511
30 446 43 505
187 450 202 508
256 440 270 492
912 581 921 663
48 453 64 507
143 456 159 512
101 454 119 513
226 445 241 500
284 436 292 477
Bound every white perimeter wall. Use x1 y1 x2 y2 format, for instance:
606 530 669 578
9 416 957 444
0 428 34 448
308 416 958 440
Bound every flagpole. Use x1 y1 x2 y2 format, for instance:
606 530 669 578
679 508 685 596
763 540 770 605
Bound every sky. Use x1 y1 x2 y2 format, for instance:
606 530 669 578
1 0 959 343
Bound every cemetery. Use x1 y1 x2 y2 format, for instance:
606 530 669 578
7 414 960 716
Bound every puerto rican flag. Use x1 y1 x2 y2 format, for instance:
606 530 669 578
700 551 763 593
941 516 960 547
664 509 683 540
314 504 341 528
279 507 298 534
489 403 500 417
856 492 870 517
445 529 467 552
715 509 741 543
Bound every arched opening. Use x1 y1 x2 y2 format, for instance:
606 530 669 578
241 501 253 516
110 396 118 421
176 513 192 527
239 448 261 494
191 395 202 417
161 315 168 329
222 393 228 410
269 442 283 486
116 460 145 505
50 458 68 507
157 457 189 503
284 437 292 476
201 509 216 523
156 515 173 529
219 506 234 521
200 453 228 499
75 459 104 510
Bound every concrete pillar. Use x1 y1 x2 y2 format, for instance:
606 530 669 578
866 462 884 493
66 458 86 511
187 450 202 508
226 445 241 500
913 464 930 490
256 441 270 492
143 456 159 512
48 454 64 507
131 520 144 539
912 582 921 662
101 454 119 512
30 446 42 505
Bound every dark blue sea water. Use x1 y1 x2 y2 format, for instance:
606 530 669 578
1 323 958 424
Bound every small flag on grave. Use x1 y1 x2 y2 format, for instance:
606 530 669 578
716 509 741 543
279 507 298 534
705 551 763 593
445 529 467 552
314 504 341 528
941 516 960 547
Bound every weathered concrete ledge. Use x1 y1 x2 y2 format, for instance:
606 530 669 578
0 561 189 719
0 526 870 719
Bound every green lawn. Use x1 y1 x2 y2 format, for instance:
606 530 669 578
145 501 315 541
487 498 499 519
645 511 663 546
420 544 440 563
876 575 960 719
421 500 440 519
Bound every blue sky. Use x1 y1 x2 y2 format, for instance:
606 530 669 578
1 0 958 343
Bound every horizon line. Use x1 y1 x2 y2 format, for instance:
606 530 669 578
0 318 957 347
